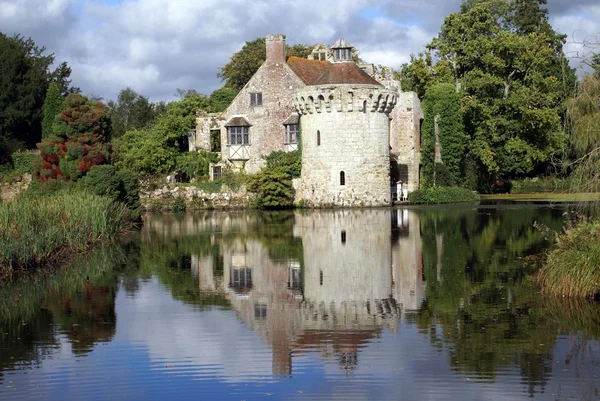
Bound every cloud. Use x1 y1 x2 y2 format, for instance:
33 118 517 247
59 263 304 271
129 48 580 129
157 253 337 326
1 0 598 102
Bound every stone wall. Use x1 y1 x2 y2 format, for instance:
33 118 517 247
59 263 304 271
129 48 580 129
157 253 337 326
140 184 254 210
293 85 396 207
390 91 422 192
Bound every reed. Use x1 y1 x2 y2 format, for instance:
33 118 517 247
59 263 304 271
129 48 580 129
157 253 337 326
0 191 133 274
534 220 600 298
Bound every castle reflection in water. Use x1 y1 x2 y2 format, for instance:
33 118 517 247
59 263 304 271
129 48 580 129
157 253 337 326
142 209 426 375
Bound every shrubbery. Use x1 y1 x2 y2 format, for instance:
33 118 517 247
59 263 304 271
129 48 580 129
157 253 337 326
247 150 301 209
175 151 219 180
408 186 480 204
78 165 141 217
510 177 572 194
534 218 600 298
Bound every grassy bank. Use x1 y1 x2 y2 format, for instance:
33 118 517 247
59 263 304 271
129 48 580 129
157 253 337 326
534 219 600 298
0 191 134 275
408 186 480 204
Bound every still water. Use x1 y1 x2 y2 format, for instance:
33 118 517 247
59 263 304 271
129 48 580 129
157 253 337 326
1 206 599 401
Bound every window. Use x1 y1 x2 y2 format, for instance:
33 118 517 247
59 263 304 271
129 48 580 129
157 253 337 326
340 171 346 186
285 124 298 144
341 230 346 244
250 92 262 106
319 270 323 286
230 267 252 293
287 260 301 290
254 304 267 319
228 126 250 145
317 130 321 146
212 165 222 180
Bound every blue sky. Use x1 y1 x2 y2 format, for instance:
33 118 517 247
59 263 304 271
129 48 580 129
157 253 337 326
0 0 598 102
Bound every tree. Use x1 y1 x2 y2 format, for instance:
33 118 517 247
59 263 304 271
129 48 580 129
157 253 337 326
106 88 155 138
209 87 237 112
0 33 73 152
36 93 111 182
218 38 316 91
400 0 571 190
114 94 212 174
41 82 64 139
421 83 467 187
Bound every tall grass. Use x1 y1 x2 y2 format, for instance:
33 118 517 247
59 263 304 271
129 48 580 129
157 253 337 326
0 191 133 274
534 220 600 298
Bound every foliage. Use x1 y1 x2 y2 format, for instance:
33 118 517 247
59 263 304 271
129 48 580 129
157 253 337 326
114 94 213 174
208 87 238 112
534 217 600 298
35 93 111 182
78 165 141 215
565 71 600 194
265 150 302 178
0 33 73 151
420 83 467 187
408 186 480 204
509 176 572 193
399 0 574 188
0 191 133 274
41 83 64 139
247 150 301 209
106 88 156 138
171 197 187 212
175 150 219 180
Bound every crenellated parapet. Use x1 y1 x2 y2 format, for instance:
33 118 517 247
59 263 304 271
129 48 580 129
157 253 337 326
293 86 397 115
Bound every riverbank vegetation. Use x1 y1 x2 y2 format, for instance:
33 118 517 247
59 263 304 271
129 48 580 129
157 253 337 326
408 186 480 204
0 191 134 275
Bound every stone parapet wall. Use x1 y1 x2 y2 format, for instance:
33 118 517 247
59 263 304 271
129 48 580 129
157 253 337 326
141 184 254 210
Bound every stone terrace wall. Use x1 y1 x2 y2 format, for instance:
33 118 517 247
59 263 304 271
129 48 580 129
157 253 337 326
141 184 255 210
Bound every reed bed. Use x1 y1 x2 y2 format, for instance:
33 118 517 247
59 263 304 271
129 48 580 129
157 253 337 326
0 191 133 274
534 221 600 298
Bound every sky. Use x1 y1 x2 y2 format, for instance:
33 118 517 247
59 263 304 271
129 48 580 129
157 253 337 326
0 0 598 102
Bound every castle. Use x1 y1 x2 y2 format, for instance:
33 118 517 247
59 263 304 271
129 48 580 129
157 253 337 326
190 34 423 207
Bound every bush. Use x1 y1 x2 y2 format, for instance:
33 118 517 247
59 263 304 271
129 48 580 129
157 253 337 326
171 197 187 212
534 218 600 298
175 150 219 180
247 169 294 209
11 151 40 175
408 186 480 204
78 165 141 215
265 150 301 178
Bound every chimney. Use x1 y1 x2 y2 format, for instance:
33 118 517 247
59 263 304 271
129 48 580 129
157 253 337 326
265 34 286 64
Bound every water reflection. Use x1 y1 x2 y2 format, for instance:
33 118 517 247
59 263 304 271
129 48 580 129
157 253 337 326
1 207 599 401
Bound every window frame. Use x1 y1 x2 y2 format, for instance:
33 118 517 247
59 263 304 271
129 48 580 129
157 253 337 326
227 126 250 145
285 124 299 145
250 92 263 107
340 171 346 186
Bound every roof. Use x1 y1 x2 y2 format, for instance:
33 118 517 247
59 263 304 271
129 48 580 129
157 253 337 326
224 116 252 127
282 113 299 125
287 56 382 87
331 38 354 49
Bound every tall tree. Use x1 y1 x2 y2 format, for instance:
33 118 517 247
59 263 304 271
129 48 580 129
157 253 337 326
0 33 73 153
41 82 64 138
106 88 155 138
400 0 571 190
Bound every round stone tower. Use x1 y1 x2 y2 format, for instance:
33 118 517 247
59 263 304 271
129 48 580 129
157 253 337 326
293 85 397 207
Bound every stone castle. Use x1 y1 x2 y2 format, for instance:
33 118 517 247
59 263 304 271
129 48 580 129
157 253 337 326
190 34 423 207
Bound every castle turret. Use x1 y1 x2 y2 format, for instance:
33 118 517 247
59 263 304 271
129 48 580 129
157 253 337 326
293 84 396 207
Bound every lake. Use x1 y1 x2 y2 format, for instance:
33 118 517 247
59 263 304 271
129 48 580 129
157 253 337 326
1 205 599 401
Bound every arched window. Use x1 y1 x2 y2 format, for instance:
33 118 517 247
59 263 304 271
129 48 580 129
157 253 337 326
340 171 345 186
317 130 321 146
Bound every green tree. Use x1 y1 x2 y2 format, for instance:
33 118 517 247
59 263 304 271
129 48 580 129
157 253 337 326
421 83 467 187
401 0 571 190
0 33 73 152
41 82 64 138
106 88 155 138
208 87 237 112
114 94 212 174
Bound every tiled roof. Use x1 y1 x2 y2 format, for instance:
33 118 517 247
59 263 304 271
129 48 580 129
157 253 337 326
282 113 299 125
287 56 382 87
331 38 354 49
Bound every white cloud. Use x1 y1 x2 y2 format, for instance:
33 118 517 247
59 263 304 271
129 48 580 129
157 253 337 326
1 0 598 102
